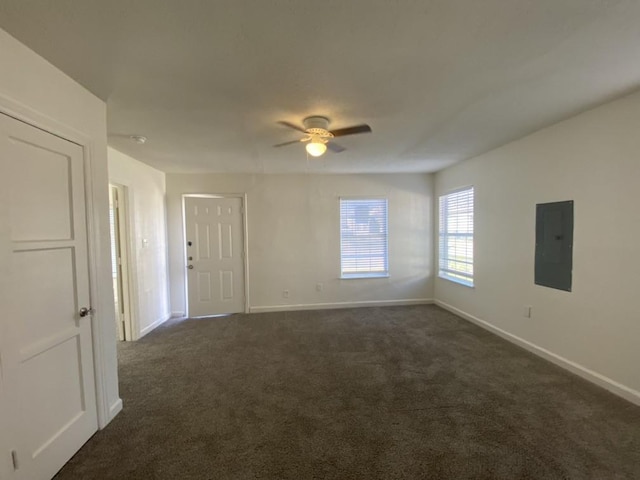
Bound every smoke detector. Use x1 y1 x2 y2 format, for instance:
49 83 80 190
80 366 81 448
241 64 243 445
130 135 147 145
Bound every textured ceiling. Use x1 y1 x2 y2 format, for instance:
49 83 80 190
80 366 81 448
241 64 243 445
1 1 640 174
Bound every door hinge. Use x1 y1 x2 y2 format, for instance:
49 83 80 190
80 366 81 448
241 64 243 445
11 450 18 470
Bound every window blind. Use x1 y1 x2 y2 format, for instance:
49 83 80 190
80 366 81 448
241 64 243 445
439 187 474 286
340 198 388 277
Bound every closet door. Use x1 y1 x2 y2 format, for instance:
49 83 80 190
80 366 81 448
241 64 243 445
0 113 98 479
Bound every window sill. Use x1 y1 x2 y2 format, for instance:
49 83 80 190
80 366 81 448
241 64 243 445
438 274 474 288
340 273 389 280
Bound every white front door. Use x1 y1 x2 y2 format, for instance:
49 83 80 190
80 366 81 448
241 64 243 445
184 196 246 317
0 113 98 479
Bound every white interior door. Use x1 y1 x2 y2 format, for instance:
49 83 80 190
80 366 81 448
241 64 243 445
185 196 246 317
109 184 131 341
0 113 98 479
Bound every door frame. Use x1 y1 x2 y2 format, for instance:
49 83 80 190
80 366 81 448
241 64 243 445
182 193 250 316
109 183 135 341
0 93 118 429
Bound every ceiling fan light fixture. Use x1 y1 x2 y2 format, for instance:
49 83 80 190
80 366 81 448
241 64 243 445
275 116 371 156
305 139 327 157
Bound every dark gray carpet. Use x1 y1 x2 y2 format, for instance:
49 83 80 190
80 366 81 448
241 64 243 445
55 305 640 479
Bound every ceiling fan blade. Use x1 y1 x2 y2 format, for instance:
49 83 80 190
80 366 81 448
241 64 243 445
277 121 307 133
273 139 302 147
330 124 372 137
327 141 346 153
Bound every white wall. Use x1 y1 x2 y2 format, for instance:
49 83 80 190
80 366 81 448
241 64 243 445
108 147 170 338
0 26 120 439
167 173 434 314
434 90 640 404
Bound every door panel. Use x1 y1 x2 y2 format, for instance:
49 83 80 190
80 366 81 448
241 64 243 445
13 249 76 344
221 270 234 299
8 137 73 241
185 196 245 317
219 222 232 258
21 336 86 455
0 113 97 480
197 272 212 301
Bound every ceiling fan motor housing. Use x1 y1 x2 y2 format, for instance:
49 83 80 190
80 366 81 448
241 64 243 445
303 116 333 146
303 116 331 133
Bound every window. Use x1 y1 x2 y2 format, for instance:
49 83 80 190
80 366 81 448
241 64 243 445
340 198 388 278
439 186 474 286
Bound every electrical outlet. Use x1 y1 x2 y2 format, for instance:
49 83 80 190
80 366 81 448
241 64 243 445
523 305 532 318
283 290 290 299
316 283 323 292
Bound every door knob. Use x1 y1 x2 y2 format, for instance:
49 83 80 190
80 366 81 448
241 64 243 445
187 265 194 269
79 307 93 317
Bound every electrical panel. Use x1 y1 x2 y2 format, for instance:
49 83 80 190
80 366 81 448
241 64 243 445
535 200 573 292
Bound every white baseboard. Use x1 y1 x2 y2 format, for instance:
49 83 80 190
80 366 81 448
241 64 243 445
139 313 171 338
435 300 640 407
171 311 186 318
250 298 434 313
106 398 123 425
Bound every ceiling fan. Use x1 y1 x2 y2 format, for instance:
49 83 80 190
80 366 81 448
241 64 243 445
274 116 372 157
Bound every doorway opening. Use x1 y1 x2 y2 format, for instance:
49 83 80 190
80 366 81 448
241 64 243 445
108 184 133 341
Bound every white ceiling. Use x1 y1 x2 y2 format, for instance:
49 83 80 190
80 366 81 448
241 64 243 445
1 1 640 174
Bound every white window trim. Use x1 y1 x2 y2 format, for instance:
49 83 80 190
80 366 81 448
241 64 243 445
438 186 474 288
339 197 389 279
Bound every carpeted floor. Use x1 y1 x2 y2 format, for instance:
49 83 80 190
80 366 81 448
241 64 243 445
55 305 640 479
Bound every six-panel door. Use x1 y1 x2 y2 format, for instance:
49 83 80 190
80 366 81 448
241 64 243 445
184 196 245 317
